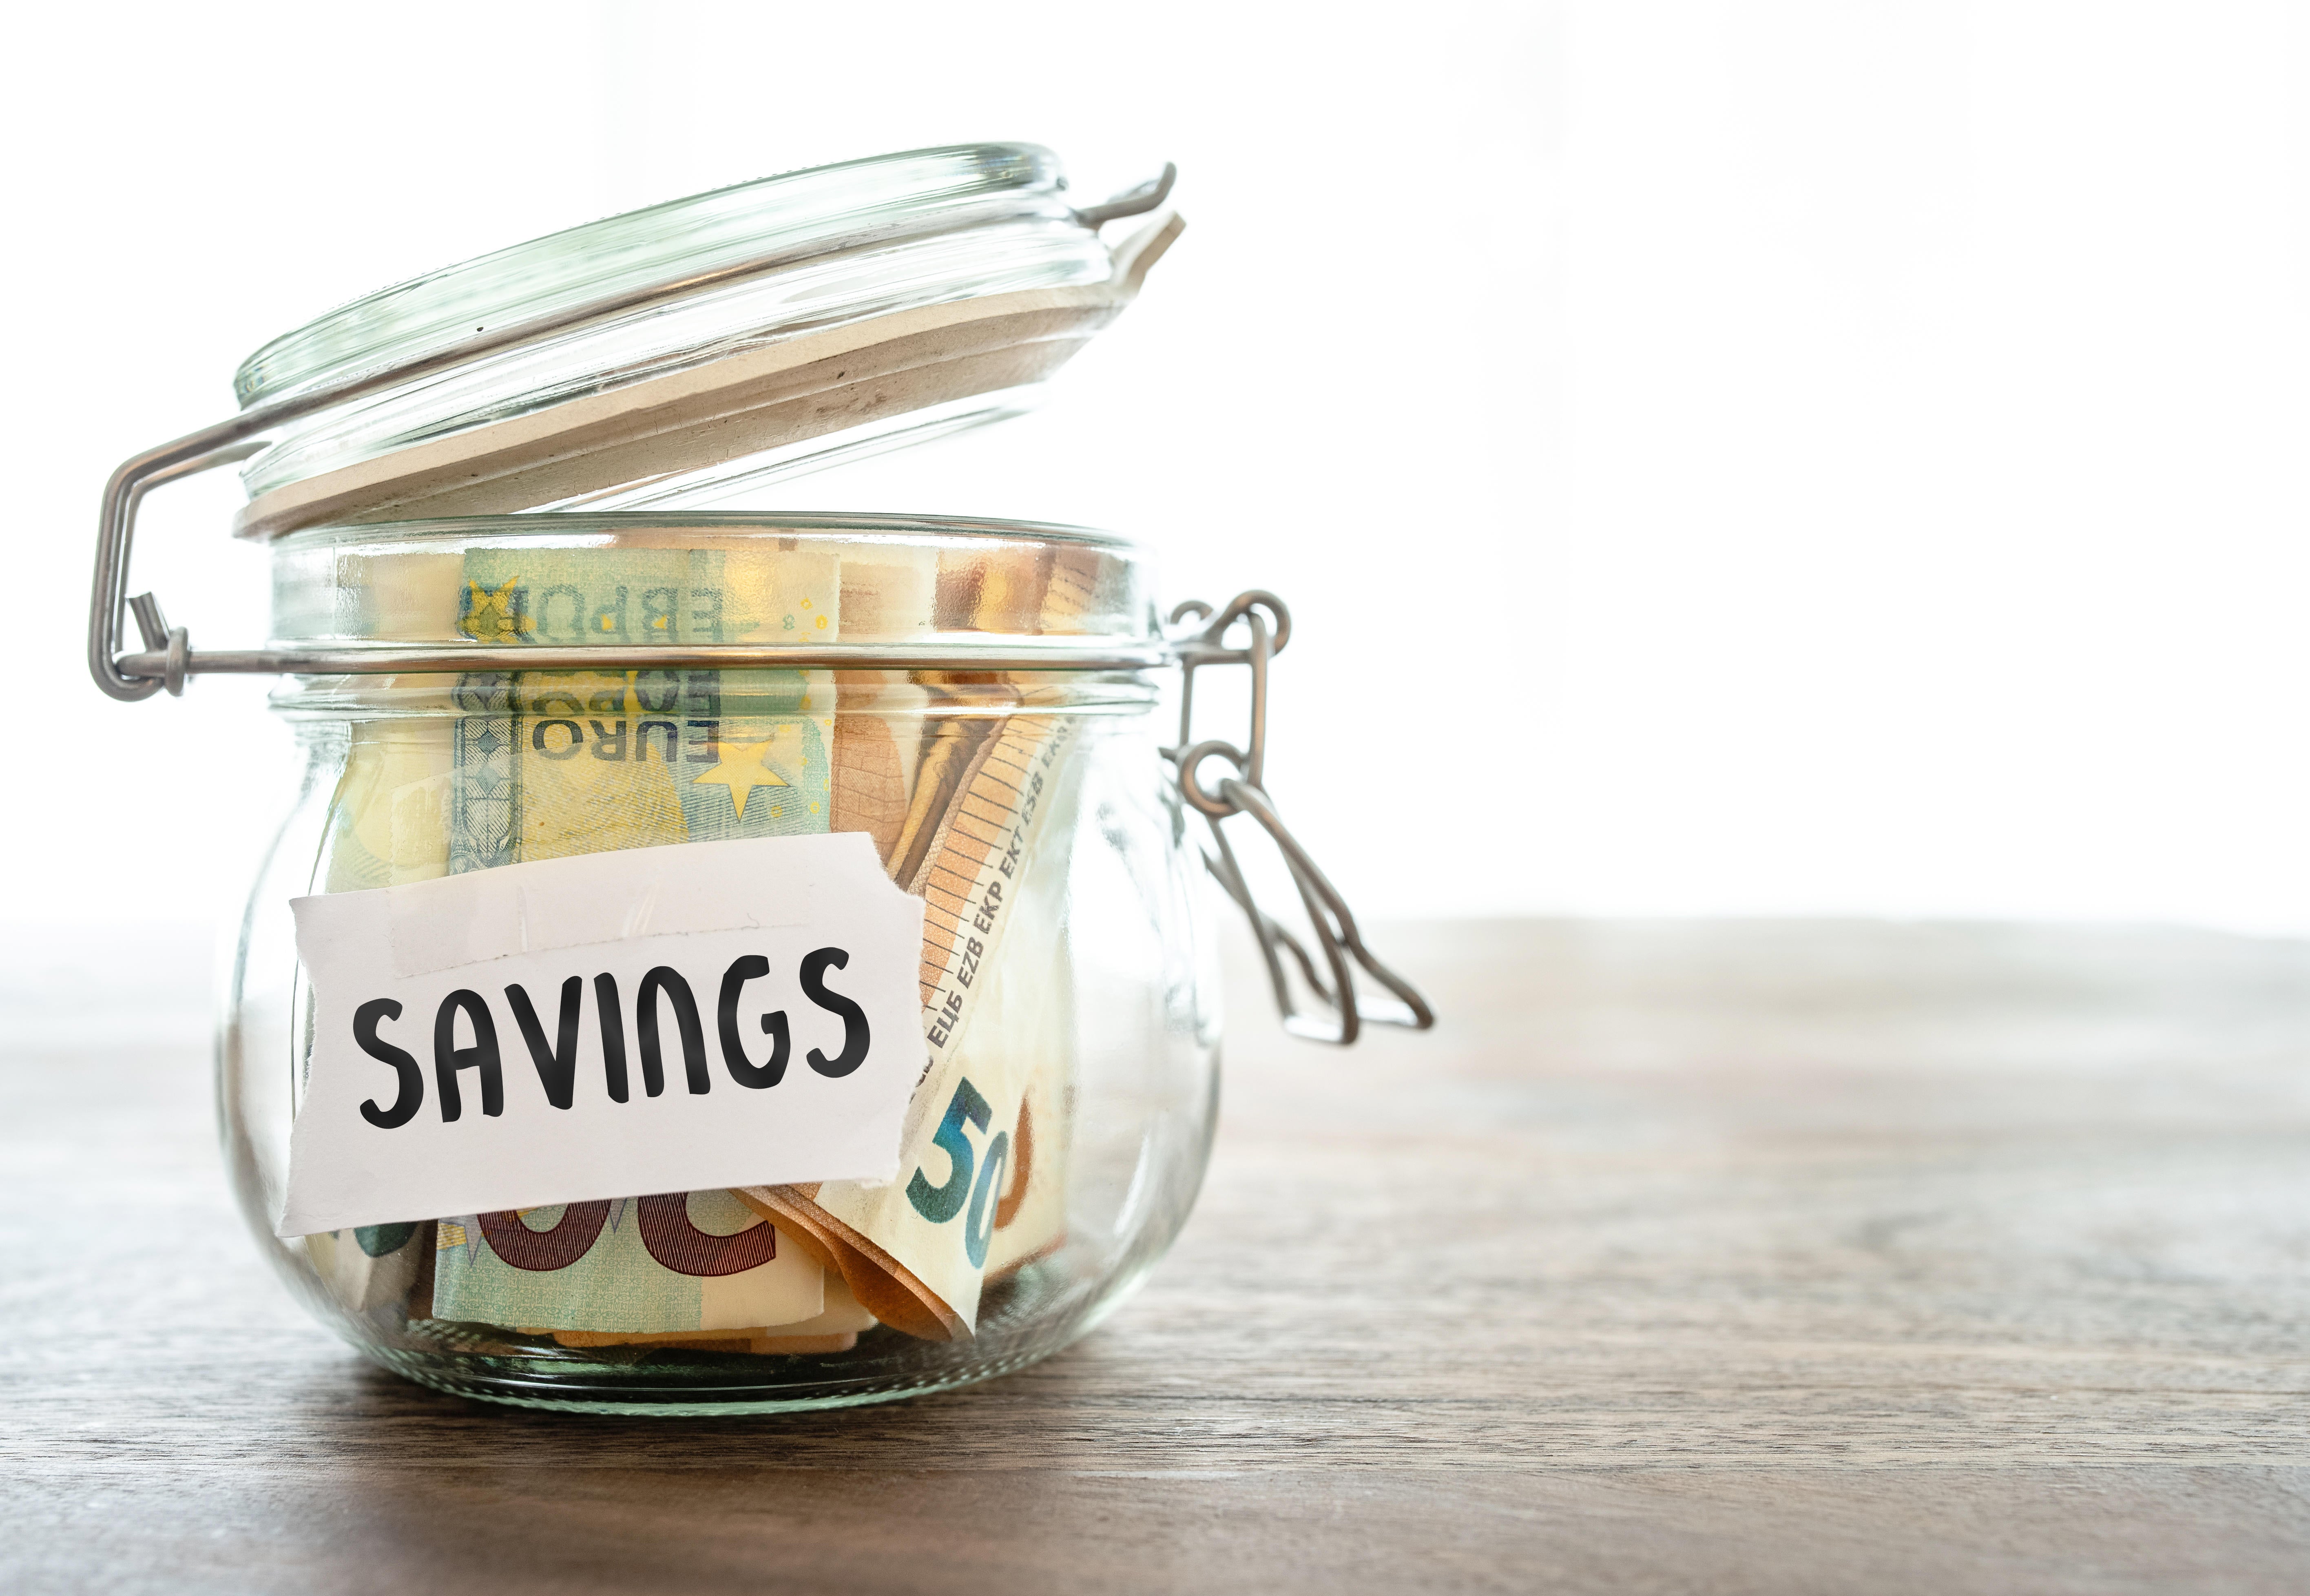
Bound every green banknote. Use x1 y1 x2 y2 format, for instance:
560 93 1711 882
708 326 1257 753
433 1191 825 1334
316 543 838 891
445 543 836 871
311 545 845 1335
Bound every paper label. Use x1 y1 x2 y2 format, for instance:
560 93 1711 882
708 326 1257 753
279 832 926 1237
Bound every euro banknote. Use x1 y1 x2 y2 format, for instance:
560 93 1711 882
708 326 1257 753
433 1191 824 1334
746 711 1082 1336
304 536 1099 1343
315 545 846 1337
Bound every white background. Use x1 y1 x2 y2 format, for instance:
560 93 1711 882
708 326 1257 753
7 2 2310 948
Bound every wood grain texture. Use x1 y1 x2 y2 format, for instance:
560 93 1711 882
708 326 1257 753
6 918 2310 1594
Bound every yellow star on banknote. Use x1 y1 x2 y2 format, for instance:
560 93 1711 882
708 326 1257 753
693 733 797 819
460 577 533 642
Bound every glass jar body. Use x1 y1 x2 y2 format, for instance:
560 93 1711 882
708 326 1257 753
221 664 1218 1413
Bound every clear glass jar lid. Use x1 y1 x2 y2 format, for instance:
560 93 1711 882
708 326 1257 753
230 146 1182 538
237 145 1081 410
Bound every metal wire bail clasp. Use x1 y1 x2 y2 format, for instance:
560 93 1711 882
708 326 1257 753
85 163 1187 703
1166 593 1435 1045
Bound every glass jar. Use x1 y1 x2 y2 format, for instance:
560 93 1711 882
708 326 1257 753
223 513 1219 1412
89 144 1427 1414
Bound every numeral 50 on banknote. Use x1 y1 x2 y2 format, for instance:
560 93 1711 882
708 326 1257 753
907 1077 1012 1270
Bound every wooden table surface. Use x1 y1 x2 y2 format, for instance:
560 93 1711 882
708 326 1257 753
7 918 2310 1593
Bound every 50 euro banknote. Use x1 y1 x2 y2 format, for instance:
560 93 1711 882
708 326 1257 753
746 542 1114 1336
742 711 1081 1338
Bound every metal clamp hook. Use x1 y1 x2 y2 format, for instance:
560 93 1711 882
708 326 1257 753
1164 592 1435 1046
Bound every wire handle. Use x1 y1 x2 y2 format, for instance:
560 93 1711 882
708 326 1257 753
1166 593 1436 1045
85 169 1183 703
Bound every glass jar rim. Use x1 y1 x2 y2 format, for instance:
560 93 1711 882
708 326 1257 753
265 510 1162 666
272 508 1141 555
234 144 1075 411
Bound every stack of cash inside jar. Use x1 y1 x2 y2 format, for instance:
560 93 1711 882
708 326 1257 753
298 521 1140 1353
